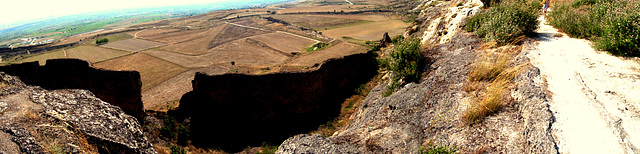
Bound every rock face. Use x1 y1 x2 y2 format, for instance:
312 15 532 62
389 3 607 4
0 72 156 153
179 51 378 151
379 32 392 47
277 0 557 153
277 31 557 153
0 59 145 122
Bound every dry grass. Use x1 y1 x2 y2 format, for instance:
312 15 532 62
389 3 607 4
463 45 527 125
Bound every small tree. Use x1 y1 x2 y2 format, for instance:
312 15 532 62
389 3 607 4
96 38 109 45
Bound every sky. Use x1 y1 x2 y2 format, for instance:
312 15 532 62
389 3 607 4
0 0 224 25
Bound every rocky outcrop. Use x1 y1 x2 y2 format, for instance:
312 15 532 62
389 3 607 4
277 31 557 153
379 32 392 47
0 72 156 153
0 59 144 122
178 51 378 151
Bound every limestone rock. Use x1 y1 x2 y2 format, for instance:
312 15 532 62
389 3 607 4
0 72 156 154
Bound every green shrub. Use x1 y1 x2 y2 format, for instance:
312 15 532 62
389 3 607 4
161 115 176 138
257 142 278 154
167 145 186 154
95 38 109 45
390 38 423 83
392 35 405 43
307 42 330 52
420 144 457 154
385 38 424 96
549 0 640 56
466 0 540 45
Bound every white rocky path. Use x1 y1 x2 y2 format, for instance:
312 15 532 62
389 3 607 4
528 16 640 153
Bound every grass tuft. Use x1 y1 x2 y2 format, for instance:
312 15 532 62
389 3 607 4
463 46 526 125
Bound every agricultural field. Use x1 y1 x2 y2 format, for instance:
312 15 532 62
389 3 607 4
142 65 228 110
142 49 212 68
126 29 180 39
285 41 366 67
100 39 166 52
64 46 130 63
208 23 273 49
19 45 130 64
206 38 291 67
321 19 408 40
277 5 372 14
141 29 209 44
250 32 318 54
160 25 226 55
267 14 371 30
89 33 134 45
94 53 187 91
19 50 66 65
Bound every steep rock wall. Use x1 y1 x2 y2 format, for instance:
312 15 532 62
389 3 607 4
178 51 378 151
0 59 144 121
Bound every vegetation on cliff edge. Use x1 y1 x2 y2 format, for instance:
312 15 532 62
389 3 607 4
548 0 640 56
466 0 540 45
383 38 424 96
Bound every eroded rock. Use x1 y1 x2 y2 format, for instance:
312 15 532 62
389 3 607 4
0 72 156 154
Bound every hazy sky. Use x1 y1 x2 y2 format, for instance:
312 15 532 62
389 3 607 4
0 0 222 25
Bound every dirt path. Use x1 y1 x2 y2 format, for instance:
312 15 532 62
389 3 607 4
529 16 640 153
133 29 145 38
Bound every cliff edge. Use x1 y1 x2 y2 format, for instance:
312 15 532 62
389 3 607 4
0 72 155 153
277 0 557 153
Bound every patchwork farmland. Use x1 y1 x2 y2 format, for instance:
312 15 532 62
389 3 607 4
100 39 166 52
8 1 408 111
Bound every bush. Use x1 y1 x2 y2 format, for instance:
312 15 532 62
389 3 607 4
95 38 109 45
167 145 186 154
466 0 540 45
160 115 175 138
257 142 278 154
306 42 330 52
390 38 423 83
549 0 640 56
385 38 424 96
392 35 405 43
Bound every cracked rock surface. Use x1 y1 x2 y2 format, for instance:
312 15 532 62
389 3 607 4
0 72 156 154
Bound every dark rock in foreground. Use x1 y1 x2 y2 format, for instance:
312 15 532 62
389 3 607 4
0 59 145 122
0 72 156 153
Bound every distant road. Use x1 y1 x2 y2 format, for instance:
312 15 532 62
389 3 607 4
346 0 354 5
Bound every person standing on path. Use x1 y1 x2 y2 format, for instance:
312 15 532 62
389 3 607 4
543 0 551 15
